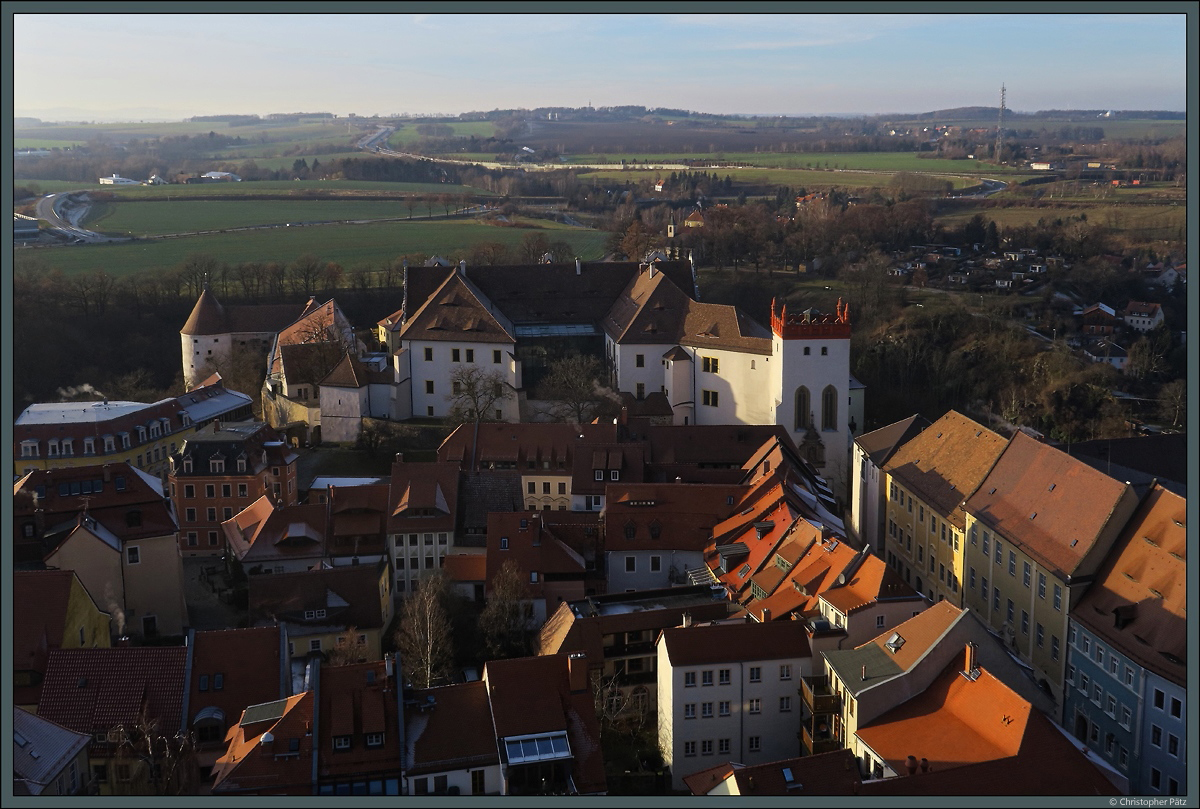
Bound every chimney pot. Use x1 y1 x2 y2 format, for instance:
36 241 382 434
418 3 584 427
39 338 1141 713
920 758 929 773
861 664 867 681
682 611 693 628
905 755 918 776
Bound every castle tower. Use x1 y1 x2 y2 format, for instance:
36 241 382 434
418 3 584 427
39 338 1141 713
769 298 853 504
180 284 229 390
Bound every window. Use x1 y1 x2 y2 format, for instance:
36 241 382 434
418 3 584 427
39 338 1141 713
1153 689 1165 709
205 484 216 498
528 481 536 494
779 696 792 712
701 702 713 718
452 348 461 362
625 556 635 573
702 389 718 407
1151 725 1162 747
650 556 661 572
635 382 645 400
701 740 713 756
995 540 1003 564
636 353 645 367
780 664 792 681
718 738 730 755
749 667 761 683
199 674 209 692
702 670 713 686
466 349 474 363
186 507 197 522
748 736 761 753
366 732 384 749
595 469 604 481
684 741 696 757
748 698 761 714
499 536 508 550
1036 623 1044 647
529 571 538 583
558 482 566 495
718 701 730 716
610 469 620 481
1051 635 1060 661
1006 599 1014 623
1053 584 1062 610
794 386 811 431
1023 561 1031 587
1038 572 1046 599
982 534 989 556
1107 695 1117 716
207 507 217 522
238 483 248 497
126 546 140 565
493 350 502 364
684 703 696 719
310 639 322 652
702 356 719 374
821 384 837 430
1167 735 1178 757
1170 697 1181 718
1121 706 1132 728
1150 768 1161 790
471 769 486 795
1021 610 1029 635
684 672 696 688
425 380 434 394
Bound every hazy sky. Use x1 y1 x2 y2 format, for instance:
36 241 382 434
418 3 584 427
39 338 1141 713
13 12 1189 121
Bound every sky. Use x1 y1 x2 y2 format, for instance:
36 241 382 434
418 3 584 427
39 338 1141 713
12 11 1190 121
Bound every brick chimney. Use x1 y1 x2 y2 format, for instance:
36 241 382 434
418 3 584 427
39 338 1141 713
567 652 588 693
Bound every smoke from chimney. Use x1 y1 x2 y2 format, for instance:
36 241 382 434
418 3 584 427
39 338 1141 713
56 383 106 401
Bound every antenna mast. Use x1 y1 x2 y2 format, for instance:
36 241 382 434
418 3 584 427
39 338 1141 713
994 84 1006 164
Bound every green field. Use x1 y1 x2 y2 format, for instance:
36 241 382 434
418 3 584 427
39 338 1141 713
84 199 475 236
557 151 1025 174
25 179 494 198
15 138 85 149
936 202 1186 240
223 152 378 170
385 121 497 146
576 167 982 190
885 117 1185 141
20 218 608 277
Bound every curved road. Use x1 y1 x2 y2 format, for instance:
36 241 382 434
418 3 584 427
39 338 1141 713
35 192 124 243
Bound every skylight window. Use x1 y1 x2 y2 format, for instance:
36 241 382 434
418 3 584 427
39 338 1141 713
504 732 570 765
885 633 905 653
737 564 751 578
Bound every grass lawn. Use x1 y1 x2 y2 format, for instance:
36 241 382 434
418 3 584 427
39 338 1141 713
84 198 466 236
22 218 609 277
15 138 85 149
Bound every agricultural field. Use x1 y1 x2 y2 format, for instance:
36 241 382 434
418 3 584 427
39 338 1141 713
886 116 1185 141
224 152 377 170
384 121 497 145
575 167 982 190
49 179 494 198
560 151 1017 174
936 202 1186 241
18 218 608 277
15 138 85 149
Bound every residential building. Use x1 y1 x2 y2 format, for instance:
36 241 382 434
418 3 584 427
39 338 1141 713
849 414 930 554
223 497 329 576
1083 337 1129 372
1122 301 1164 333
486 511 588 627
187 626 291 778
324 482 390 566
851 646 1117 795
13 707 93 796
315 661 404 794
657 621 812 791
37 647 189 795
1064 485 1186 795
248 560 393 662
211 692 316 795
881 410 1009 605
13 570 111 710
14 376 252 479
961 431 1139 711
168 421 298 556
684 749 861 796
537 585 736 718
316 352 403 443
808 602 1053 760
33 464 188 640
1078 303 1120 335
401 680 500 796
387 460 462 598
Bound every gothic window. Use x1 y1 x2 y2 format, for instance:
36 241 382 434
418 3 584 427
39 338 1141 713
794 386 811 431
822 385 838 430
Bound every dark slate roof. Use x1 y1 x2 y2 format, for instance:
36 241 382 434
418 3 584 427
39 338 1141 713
181 287 303 336
400 270 515 344
458 472 524 533
855 413 932 467
1058 433 1187 490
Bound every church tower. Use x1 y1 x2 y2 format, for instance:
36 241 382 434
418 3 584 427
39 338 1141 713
769 298 853 504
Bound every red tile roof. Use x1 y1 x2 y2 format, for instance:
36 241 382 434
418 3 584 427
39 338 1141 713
188 627 285 739
249 561 388 631
604 482 744 552
855 649 1117 795
13 571 104 706
1071 484 1186 684
965 431 1138 576
405 681 497 775
400 270 515 343
212 692 315 794
443 554 487 582
686 749 863 795
38 647 189 744
317 662 402 781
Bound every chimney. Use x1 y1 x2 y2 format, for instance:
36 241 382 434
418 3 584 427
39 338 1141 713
619 406 629 426
458 259 467 276
682 611 693 628
394 452 404 464
964 641 979 679
567 652 588 693
919 758 929 773
861 664 867 681
905 755 918 776
575 257 582 275
761 608 771 622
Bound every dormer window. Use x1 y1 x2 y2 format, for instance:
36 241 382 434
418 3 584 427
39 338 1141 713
237 458 246 473
610 470 620 481
137 426 147 442
103 435 116 453
149 423 161 439
594 470 603 481
365 732 384 749
183 457 193 473
61 438 73 456
83 438 95 456
20 440 38 458
120 432 131 449
210 458 225 473
333 736 351 751
47 440 60 457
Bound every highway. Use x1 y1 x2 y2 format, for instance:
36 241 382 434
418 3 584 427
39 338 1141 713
35 192 124 243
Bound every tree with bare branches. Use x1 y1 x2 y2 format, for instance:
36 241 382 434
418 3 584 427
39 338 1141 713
446 366 512 425
396 572 454 689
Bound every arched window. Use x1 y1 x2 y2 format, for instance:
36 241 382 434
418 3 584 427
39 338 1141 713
794 387 811 431
822 385 838 430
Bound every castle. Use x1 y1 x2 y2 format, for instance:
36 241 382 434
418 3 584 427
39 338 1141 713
181 260 861 501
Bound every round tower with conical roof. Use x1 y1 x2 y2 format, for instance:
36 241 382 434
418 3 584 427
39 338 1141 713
180 285 228 389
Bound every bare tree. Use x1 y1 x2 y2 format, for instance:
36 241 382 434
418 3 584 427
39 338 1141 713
479 559 533 660
538 353 618 424
446 366 512 424
396 572 454 689
327 625 366 667
108 710 200 796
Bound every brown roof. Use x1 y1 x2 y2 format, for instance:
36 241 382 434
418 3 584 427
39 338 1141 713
965 431 1138 576
188 627 286 736
319 352 369 388
603 267 771 353
486 512 587 598
819 553 920 616
1123 300 1161 318
604 482 744 552
38 647 189 742
659 620 811 666
399 270 515 343
856 413 932 468
884 411 1008 529
13 571 105 706
443 554 487 582
249 561 387 631
685 749 862 796
182 287 302 337
387 461 459 534
212 692 315 794
317 662 402 781
856 649 1117 795
405 681 497 775
236 502 329 568
437 421 614 468
482 654 606 794
1071 484 1186 684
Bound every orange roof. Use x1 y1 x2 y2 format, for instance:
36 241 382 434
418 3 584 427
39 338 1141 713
855 649 1116 795
965 432 1137 576
443 553 487 582
884 411 1008 529
819 552 919 616
212 692 315 794
1072 484 1186 683
189 627 285 738
318 662 401 781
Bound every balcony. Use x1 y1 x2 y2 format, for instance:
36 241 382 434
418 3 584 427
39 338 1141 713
801 725 842 756
800 675 839 715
